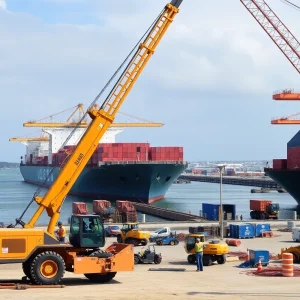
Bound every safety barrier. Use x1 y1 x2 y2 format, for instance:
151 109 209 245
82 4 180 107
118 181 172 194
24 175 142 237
262 231 274 238
282 253 293 277
225 239 241 247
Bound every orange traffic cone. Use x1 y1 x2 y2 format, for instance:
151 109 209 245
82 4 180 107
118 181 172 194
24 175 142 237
256 259 262 272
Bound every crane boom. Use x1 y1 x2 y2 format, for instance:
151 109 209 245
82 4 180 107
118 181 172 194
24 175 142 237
22 122 164 128
25 0 182 235
240 0 300 74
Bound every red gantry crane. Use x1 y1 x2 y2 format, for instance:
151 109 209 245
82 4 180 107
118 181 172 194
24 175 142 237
240 0 300 124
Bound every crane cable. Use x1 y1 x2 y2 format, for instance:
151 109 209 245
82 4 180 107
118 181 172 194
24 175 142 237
13 6 166 227
280 0 300 11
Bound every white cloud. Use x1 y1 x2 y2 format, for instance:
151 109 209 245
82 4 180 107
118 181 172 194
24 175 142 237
1 0 300 161
0 0 6 10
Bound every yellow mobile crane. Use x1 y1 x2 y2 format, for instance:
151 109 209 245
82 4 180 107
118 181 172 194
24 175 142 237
1 0 182 285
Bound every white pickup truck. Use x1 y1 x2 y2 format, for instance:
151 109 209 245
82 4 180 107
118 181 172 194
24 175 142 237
150 227 175 241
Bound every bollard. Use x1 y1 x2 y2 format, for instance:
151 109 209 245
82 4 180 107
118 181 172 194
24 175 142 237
282 253 293 277
142 214 146 223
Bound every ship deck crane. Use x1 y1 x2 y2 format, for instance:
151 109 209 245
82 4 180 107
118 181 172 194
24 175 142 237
240 0 300 123
23 103 164 128
0 0 182 285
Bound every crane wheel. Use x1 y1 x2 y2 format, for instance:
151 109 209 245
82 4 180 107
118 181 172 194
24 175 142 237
84 272 117 283
217 254 226 264
187 254 196 264
22 258 33 281
170 241 175 246
134 254 140 264
30 251 65 285
141 239 149 246
117 235 123 243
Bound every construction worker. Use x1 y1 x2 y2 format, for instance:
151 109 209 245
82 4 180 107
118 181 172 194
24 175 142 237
195 238 204 272
56 221 66 243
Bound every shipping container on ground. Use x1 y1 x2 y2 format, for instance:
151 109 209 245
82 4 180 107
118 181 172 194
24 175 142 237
72 202 89 214
93 200 111 215
249 249 269 266
247 223 271 237
201 203 236 221
229 224 255 239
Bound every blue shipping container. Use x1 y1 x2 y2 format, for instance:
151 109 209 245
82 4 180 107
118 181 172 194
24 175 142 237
202 203 236 221
287 130 300 148
248 223 271 237
229 224 235 238
230 224 255 239
202 203 219 220
249 249 269 266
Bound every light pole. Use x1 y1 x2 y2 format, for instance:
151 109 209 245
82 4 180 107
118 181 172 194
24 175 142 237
217 165 225 240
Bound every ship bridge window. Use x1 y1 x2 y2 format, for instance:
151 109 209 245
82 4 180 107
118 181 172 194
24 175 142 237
165 176 171 182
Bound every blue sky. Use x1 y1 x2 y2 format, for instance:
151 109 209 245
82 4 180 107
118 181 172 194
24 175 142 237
1 0 300 162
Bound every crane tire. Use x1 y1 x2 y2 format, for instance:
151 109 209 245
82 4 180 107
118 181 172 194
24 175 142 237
30 251 65 285
22 258 33 281
134 254 140 264
187 254 196 264
117 235 123 243
141 239 149 246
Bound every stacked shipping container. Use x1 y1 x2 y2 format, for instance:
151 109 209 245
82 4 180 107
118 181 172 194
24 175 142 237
34 143 184 166
272 159 287 170
149 146 183 161
287 131 300 169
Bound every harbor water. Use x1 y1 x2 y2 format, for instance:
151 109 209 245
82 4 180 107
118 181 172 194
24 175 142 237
0 168 297 225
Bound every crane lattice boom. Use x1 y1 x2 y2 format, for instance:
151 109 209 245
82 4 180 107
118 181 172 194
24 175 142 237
25 0 181 234
240 0 300 74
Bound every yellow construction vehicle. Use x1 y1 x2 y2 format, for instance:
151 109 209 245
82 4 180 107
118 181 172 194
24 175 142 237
184 234 228 266
117 223 151 246
0 0 182 285
278 246 300 263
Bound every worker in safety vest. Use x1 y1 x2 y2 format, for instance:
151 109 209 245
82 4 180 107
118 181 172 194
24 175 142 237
195 238 205 272
56 221 66 243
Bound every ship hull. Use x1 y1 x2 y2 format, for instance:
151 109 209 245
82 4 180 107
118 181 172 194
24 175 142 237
20 162 186 204
264 168 300 205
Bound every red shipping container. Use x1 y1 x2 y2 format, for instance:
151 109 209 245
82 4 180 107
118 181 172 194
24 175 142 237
93 200 111 215
287 158 300 169
272 159 287 170
250 200 272 212
116 200 135 213
288 147 300 159
72 202 89 214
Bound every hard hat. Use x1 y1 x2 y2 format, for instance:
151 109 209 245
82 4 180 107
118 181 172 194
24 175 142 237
196 238 200 241
58 221 62 226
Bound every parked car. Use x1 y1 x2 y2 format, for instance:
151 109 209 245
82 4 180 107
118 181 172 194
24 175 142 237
105 225 121 237
149 227 175 242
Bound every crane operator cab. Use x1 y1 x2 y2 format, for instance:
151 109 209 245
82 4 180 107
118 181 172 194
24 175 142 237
69 215 105 248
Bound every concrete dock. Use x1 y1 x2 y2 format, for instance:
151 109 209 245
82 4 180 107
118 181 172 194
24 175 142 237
132 202 205 221
180 174 281 188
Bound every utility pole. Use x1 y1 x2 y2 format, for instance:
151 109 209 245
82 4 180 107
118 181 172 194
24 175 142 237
217 165 225 240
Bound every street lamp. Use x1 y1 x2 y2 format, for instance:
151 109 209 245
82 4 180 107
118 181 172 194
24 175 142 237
216 164 226 240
